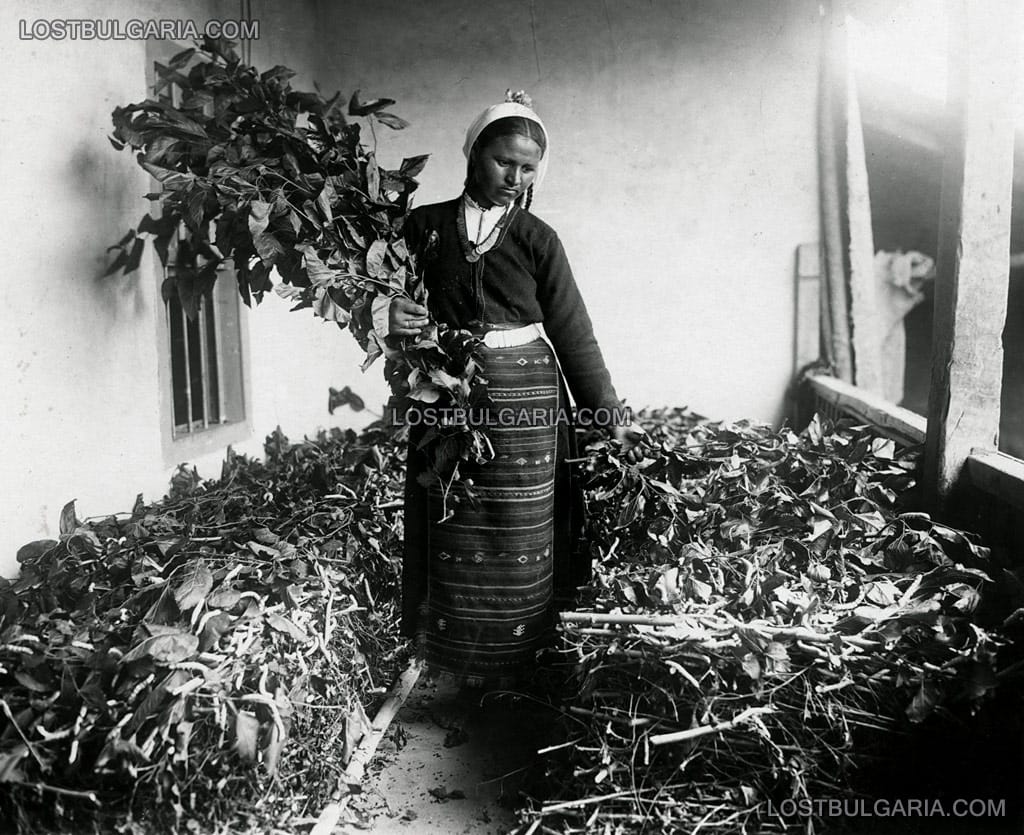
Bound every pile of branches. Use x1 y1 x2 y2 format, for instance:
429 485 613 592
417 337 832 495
518 410 1015 833
0 424 408 834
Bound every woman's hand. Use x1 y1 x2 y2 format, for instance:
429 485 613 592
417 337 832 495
614 421 648 463
389 297 430 337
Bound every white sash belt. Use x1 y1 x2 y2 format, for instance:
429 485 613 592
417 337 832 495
481 323 543 349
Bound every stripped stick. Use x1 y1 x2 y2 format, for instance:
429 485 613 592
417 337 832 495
344 657 422 784
560 612 879 649
309 657 423 835
561 612 688 627
540 788 640 815
649 705 775 747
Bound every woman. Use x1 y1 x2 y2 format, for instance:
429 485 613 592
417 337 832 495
379 91 640 687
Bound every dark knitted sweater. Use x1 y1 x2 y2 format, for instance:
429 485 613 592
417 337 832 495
403 198 620 414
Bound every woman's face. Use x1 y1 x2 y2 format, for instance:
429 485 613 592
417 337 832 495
469 133 543 208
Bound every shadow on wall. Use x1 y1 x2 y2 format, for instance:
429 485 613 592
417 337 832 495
68 139 149 322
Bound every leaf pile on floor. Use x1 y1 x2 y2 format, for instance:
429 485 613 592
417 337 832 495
0 425 408 834
517 411 1010 834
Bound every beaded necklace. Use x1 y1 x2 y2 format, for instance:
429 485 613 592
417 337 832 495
456 194 517 263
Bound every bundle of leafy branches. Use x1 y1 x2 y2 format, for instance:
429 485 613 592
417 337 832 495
0 424 408 834
516 410 1019 834
108 36 490 510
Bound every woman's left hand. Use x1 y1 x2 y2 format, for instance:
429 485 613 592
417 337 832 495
614 421 647 463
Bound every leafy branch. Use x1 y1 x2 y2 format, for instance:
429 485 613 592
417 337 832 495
107 37 491 503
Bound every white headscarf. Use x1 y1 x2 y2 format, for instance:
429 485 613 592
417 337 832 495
463 90 549 196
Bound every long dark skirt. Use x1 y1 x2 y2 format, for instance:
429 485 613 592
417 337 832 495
400 337 589 686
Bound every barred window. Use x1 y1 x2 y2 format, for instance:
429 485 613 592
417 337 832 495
165 261 245 435
148 43 249 449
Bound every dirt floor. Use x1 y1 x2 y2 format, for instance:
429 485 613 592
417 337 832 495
338 675 552 834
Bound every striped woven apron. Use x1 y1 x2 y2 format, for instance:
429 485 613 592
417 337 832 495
423 338 559 685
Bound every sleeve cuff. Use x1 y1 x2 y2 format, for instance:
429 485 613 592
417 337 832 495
371 294 392 341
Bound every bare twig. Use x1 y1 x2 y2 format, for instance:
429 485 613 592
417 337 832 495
649 706 776 747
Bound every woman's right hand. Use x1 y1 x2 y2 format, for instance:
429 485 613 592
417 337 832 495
389 297 430 337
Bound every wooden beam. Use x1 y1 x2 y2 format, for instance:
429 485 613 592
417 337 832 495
818 1 854 382
807 373 926 446
844 52 883 393
967 450 1024 512
924 0 1019 513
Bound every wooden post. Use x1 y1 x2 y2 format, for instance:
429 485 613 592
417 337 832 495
844 47 883 394
818 1 854 383
924 0 1020 513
